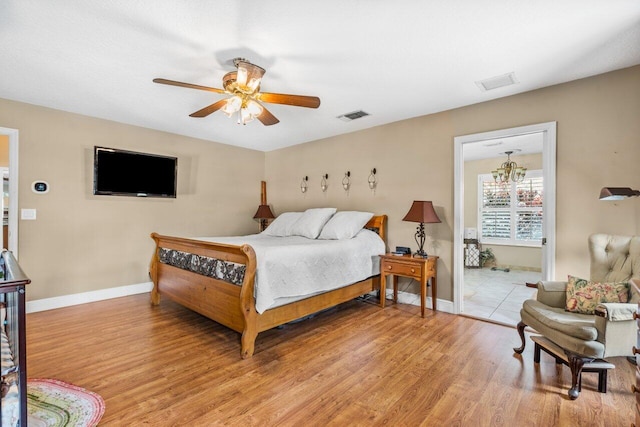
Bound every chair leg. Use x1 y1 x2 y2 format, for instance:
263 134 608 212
566 350 595 400
514 321 527 354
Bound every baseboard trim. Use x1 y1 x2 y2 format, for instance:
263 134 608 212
385 289 454 314
26 282 153 313
26 283 454 315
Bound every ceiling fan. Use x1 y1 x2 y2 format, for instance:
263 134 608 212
153 58 321 126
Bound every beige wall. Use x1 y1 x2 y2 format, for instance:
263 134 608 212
1 65 638 304
266 65 640 301
0 135 8 167
464 154 543 270
0 98 265 300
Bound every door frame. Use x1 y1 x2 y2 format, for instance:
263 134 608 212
0 127 19 258
453 122 556 315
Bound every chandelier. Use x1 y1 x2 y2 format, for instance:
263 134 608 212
491 151 526 183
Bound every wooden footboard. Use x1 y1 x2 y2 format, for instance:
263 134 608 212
150 214 387 358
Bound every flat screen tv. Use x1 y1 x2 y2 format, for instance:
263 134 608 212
93 146 177 198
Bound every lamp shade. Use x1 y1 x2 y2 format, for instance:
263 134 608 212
599 187 640 201
402 201 441 224
253 204 275 219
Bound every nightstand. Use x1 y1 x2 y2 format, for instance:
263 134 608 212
379 254 438 317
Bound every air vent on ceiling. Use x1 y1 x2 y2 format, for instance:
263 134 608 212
483 141 504 147
337 110 370 122
475 72 518 91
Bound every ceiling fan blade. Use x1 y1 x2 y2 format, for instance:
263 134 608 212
257 92 321 109
153 78 226 94
189 99 229 118
257 105 280 126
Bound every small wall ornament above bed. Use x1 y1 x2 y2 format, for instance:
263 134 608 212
368 168 377 190
342 171 351 192
300 176 308 194
320 174 329 192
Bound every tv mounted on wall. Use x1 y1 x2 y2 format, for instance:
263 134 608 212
93 146 177 198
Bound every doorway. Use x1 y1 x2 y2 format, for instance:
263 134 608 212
0 127 19 257
453 122 557 324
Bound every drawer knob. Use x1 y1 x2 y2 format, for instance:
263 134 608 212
410 268 415 273
633 347 639 355
632 385 640 394
387 265 392 270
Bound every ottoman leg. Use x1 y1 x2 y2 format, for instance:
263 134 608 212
598 369 607 393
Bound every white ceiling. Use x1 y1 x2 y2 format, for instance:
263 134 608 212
1 1 639 152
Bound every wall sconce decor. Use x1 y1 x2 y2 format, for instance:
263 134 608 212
321 174 328 192
300 176 308 193
368 168 377 190
599 187 640 200
402 200 441 258
342 171 351 191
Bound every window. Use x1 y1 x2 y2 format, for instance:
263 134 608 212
478 170 543 246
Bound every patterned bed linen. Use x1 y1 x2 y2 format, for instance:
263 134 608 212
158 248 246 286
158 229 385 314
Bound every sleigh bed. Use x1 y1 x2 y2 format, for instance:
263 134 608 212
150 212 387 359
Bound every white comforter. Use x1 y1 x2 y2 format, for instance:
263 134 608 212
196 229 385 313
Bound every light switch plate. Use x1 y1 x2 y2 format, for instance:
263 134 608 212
21 209 36 220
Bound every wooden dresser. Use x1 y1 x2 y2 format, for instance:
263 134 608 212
632 278 640 427
0 250 30 427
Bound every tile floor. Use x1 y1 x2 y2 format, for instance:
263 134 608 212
462 267 541 326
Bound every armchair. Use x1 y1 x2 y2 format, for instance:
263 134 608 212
514 234 640 399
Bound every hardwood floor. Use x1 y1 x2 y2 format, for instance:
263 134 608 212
27 294 634 426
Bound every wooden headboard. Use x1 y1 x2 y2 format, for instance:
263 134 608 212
365 215 388 243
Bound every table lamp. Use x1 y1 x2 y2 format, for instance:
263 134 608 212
599 187 640 200
253 204 275 232
402 200 441 258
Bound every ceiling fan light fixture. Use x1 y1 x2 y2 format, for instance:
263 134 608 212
153 58 319 127
222 95 242 117
239 107 253 125
237 99 264 125
235 59 265 93
246 99 263 116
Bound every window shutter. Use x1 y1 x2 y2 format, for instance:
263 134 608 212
478 171 543 246
481 211 511 239
515 176 543 241
482 181 510 208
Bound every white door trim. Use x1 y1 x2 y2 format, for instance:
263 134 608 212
453 122 556 315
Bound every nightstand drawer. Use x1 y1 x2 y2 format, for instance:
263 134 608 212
382 262 422 279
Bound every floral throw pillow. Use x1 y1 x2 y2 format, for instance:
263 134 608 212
565 275 630 314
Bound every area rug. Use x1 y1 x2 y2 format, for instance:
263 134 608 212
27 378 105 427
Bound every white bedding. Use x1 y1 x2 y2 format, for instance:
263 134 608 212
196 229 385 313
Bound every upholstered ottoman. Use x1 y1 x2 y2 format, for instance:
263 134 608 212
531 335 615 393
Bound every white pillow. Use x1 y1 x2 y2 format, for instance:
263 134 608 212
262 212 303 236
318 211 374 240
290 208 337 239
